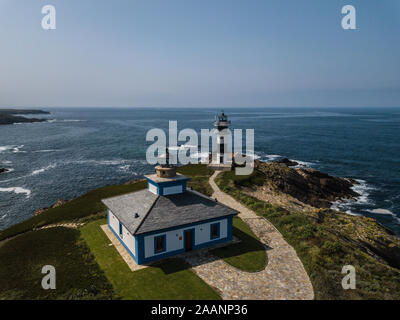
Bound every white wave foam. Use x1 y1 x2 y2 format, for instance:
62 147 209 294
168 145 198 151
0 145 25 153
118 165 131 172
33 149 60 153
345 210 362 216
351 179 375 205
0 187 31 198
368 208 393 215
331 179 375 216
367 208 400 225
74 159 129 166
0 214 7 221
31 164 57 176
259 154 314 167
1 161 12 164
47 119 85 123
244 153 261 160
292 160 314 168
264 154 281 160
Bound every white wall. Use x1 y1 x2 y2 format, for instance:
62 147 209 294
109 210 119 234
109 210 136 257
149 183 158 194
163 185 183 195
143 218 228 259
195 219 227 246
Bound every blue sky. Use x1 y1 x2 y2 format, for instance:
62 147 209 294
0 0 399 108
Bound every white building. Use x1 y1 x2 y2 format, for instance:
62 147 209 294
102 163 238 265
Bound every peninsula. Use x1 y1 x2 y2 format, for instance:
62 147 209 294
0 109 50 125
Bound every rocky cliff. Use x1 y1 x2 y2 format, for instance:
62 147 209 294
255 161 359 208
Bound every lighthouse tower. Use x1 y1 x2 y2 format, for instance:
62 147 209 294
209 112 233 171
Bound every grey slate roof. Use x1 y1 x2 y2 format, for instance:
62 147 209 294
102 190 158 235
101 189 238 235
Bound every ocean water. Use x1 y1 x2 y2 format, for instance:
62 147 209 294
0 107 399 234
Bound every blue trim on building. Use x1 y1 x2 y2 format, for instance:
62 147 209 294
135 214 237 236
145 177 189 196
108 207 237 265
107 209 138 263
136 218 235 264
154 234 167 254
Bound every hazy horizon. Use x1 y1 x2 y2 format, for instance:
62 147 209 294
1 0 399 108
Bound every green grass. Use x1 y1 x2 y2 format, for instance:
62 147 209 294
177 164 214 196
216 171 400 300
177 163 214 177
211 216 267 272
0 227 113 300
80 219 221 300
0 180 147 241
219 170 266 188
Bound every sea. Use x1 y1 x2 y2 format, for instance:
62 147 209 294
0 107 399 234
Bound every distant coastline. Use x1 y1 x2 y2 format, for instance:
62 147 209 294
0 109 50 125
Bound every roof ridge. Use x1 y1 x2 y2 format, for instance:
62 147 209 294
132 194 160 234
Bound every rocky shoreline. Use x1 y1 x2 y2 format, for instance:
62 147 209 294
33 199 69 216
251 159 359 209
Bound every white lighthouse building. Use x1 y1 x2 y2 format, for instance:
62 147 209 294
101 149 238 265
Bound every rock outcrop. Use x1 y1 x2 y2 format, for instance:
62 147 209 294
34 199 68 216
276 158 298 167
255 161 359 208
0 168 9 174
0 109 50 125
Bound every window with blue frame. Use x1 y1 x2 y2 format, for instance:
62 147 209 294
119 222 123 238
154 235 166 254
210 223 220 240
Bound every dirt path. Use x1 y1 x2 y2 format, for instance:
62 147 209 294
184 171 314 300
0 222 82 249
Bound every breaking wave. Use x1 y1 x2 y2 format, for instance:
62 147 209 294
46 119 86 123
0 145 25 153
31 164 58 176
32 149 61 153
330 179 375 215
0 187 31 198
258 154 314 167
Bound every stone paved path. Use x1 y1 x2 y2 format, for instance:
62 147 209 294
183 171 314 300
